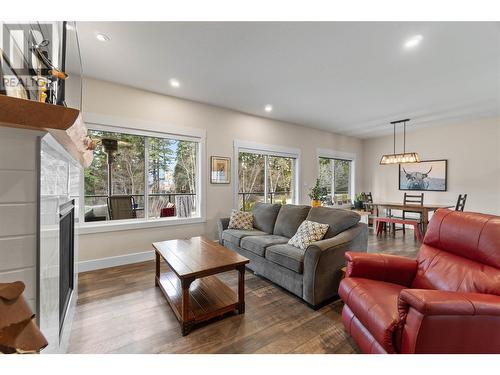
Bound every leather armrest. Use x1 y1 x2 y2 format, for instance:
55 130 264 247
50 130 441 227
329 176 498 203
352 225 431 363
217 217 230 244
398 289 500 317
345 251 417 287
398 289 500 353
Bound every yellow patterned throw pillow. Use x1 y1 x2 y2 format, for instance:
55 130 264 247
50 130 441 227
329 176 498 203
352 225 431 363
228 210 254 230
288 220 329 250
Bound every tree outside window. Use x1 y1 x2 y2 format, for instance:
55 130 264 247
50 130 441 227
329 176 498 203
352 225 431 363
84 129 199 222
238 151 295 211
318 157 352 205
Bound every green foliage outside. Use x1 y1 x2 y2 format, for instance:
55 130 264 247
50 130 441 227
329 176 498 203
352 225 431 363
238 152 293 211
84 130 145 199
318 157 351 204
84 130 197 217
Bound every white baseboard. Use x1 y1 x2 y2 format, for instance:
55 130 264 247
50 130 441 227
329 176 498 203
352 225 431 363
77 250 154 273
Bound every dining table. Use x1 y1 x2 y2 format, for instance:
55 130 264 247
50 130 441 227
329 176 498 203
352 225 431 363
371 202 454 233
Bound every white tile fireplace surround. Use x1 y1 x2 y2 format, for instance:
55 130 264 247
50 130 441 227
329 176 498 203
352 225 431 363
0 126 80 353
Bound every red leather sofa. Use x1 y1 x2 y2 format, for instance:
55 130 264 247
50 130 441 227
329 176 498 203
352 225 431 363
339 209 500 353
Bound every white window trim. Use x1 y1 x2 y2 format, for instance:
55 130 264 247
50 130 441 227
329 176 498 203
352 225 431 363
79 113 206 234
84 112 206 140
316 148 356 202
233 140 301 210
79 216 206 235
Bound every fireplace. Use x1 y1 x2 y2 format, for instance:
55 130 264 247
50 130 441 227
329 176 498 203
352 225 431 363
38 135 80 353
59 199 75 333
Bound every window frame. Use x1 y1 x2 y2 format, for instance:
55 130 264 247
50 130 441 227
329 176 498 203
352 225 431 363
79 114 206 234
316 148 356 203
233 140 300 210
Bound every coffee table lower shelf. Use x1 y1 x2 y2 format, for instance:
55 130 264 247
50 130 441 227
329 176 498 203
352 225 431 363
156 269 241 335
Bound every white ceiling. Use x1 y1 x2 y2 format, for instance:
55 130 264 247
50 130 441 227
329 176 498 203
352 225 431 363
76 22 500 138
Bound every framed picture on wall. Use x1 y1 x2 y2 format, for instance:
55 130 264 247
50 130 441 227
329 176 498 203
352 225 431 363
210 156 231 184
399 159 447 191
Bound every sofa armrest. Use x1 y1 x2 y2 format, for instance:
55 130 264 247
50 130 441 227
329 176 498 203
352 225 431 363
398 289 500 353
302 223 368 306
217 217 230 245
345 251 417 287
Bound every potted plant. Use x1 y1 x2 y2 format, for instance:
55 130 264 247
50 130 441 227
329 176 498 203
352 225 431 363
354 192 366 210
308 179 322 207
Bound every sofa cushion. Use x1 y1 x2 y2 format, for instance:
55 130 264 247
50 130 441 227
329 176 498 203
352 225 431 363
222 229 267 246
306 206 360 239
252 202 282 233
265 244 306 273
339 277 405 353
241 235 290 257
273 204 311 238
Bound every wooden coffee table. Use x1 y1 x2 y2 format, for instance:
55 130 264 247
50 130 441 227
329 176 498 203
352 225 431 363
152 236 249 336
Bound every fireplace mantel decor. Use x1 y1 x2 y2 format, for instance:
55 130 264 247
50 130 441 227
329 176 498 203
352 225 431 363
0 281 48 354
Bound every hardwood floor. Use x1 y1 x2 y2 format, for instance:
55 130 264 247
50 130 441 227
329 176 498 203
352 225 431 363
68 229 420 354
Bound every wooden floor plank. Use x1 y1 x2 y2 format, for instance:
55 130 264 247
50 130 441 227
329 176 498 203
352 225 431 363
68 230 420 353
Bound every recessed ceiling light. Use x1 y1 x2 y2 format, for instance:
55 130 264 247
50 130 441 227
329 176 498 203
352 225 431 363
264 104 273 113
169 78 180 88
96 33 110 42
404 35 423 49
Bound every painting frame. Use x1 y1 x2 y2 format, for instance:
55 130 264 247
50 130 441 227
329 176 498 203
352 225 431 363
399 159 448 192
210 156 231 184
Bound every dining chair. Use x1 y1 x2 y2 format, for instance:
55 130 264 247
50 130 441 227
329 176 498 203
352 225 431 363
455 194 467 211
391 192 424 234
363 192 376 227
108 195 137 220
363 192 374 209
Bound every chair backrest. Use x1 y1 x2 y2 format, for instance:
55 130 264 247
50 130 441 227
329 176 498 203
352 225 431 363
365 192 373 203
455 194 467 211
108 196 136 220
404 192 424 205
412 209 500 296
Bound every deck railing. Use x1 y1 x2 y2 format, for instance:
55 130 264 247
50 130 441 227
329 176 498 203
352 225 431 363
238 191 292 210
84 192 197 220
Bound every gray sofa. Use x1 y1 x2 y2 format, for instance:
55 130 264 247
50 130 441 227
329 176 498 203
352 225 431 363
217 203 368 308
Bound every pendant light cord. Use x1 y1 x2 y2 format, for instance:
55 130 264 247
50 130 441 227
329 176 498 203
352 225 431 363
403 120 406 154
393 122 396 154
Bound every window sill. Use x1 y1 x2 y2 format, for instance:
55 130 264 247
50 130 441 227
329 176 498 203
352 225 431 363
79 216 206 235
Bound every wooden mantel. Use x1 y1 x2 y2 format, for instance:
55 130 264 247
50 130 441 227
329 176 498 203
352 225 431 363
0 95 93 167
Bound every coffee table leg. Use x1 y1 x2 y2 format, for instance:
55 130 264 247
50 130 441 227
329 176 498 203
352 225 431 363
181 278 194 336
237 266 245 314
155 251 160 286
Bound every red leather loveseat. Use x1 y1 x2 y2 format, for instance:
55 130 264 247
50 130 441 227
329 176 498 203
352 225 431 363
339 209 500 353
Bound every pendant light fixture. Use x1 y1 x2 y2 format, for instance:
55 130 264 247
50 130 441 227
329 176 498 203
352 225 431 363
379 118 420 165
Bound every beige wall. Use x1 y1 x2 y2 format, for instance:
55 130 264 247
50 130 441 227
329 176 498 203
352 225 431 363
361 118 500 215
79 78 364 262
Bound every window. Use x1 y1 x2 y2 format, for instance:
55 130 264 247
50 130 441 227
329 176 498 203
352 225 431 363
236 143 298 211
318 157 353 205
84 128 200 223
148 137 197 218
